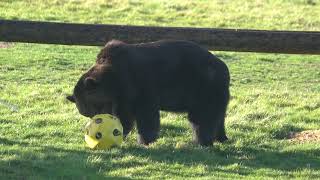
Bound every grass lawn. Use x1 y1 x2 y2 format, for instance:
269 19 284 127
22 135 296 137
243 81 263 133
1 0 320 179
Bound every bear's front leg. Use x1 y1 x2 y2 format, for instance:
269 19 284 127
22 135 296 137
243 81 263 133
134 101 160 145
112 102 135 138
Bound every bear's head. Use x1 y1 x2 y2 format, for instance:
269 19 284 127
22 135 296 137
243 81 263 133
67 40 126 117
66 63 117 117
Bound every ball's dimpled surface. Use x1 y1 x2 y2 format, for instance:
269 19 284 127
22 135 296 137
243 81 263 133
84 114 123 149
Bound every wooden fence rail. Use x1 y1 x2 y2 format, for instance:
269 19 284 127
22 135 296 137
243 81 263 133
1 20 320 54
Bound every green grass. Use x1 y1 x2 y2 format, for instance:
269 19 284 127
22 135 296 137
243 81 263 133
0 0 320 179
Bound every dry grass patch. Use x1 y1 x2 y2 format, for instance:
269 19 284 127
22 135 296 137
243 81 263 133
288 130 320 143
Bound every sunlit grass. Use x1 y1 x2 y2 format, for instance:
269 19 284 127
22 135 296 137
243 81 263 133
0 0 320 30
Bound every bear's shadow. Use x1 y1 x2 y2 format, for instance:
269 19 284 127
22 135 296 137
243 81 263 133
1 124 319 178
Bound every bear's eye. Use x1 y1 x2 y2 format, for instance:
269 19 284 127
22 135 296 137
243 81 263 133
113 129 121 136
96 132 102 139
99 58 105 62
95 118 102 124
97 57 107 64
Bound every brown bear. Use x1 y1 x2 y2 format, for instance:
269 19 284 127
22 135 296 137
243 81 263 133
67 40 230 146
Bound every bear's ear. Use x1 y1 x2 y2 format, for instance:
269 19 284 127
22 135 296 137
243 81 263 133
84 77 98 90
66 95 75 103
99 40 127 64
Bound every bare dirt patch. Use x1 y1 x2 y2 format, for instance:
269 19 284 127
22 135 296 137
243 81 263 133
0 42 13 48
288 130 320 143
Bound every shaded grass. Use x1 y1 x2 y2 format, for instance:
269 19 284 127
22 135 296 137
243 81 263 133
0 0 320 179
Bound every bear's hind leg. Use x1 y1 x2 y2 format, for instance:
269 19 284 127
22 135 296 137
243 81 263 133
213 109 228 143
188 109 216 146
213 87 229 143
188 99 229 146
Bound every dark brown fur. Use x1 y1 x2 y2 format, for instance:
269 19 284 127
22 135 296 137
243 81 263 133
67 40 230 146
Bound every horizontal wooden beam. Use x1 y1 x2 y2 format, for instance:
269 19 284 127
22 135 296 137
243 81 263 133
1 20 320 54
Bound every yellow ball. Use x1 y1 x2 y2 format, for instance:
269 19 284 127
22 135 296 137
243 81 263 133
84 114 123 149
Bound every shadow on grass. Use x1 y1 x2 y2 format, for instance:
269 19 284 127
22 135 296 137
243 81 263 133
160 124 190 137
1 126 319 179
0 138 129 179
121 145 320 177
